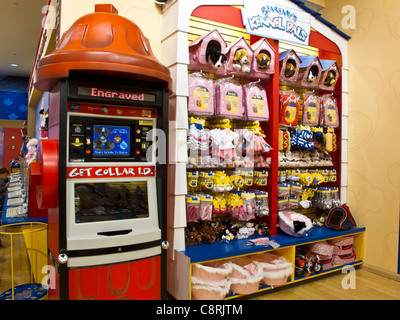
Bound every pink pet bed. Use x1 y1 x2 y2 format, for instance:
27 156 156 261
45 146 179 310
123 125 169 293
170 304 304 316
192 261 232 283
191 261 232 300
321 257 333 270
333 252 356 266
229 257 263 295
191 281 231 300
328 236 354 247
307 241 334 258
251 253 293 286
278 211 313 237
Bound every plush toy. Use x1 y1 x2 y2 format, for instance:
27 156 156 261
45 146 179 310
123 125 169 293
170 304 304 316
206 45 227 70
324 71 336 86
284 62 296 78
307 70 317 82
25 138 39 164
21 121 28 141
256 53 270 69
233 49 250 72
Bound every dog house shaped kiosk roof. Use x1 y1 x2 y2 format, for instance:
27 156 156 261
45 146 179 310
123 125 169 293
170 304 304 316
319 59 340 91
297 55 323 89
225 36 254 77
251 38 276 78
279 49 302 83
188 29 227 72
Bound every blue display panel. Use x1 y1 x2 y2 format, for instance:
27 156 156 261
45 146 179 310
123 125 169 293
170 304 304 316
92 125 130 156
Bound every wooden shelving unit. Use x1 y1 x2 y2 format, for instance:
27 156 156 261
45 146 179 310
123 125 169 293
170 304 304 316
183 227 365 299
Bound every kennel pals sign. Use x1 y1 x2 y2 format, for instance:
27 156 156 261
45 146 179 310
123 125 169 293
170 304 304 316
241 0 311 46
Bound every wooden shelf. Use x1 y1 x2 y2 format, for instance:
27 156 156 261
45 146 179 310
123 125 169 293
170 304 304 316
183 226 365 263
183 227 365 300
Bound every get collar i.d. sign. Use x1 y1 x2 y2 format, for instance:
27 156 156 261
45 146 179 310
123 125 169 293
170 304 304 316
241 0 311 46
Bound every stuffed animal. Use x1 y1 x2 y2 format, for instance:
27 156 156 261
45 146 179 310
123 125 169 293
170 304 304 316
206 45 227 70
25 138 39 164
256 53 270 69
21 121 28 141
307 70 317 82
233 49 250 72
324 71 336 86
284 62 296 78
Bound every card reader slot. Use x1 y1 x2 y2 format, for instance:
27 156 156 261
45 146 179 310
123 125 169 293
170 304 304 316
97 229 132 236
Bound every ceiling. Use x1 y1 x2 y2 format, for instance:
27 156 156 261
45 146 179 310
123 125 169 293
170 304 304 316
0 0 48 79
0 0 325 81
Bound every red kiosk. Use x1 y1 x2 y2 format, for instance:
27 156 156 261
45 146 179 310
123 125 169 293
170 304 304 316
32 4 171 300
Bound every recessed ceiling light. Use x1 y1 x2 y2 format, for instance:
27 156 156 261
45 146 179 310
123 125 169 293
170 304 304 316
10 64 18 67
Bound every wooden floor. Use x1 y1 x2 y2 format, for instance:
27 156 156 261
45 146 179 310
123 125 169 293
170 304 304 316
0 230 399 300
251 268 400 300
0 232 33 295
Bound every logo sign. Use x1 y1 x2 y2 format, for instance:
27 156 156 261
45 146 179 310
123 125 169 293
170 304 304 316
241 0 311 46
67 166 155 179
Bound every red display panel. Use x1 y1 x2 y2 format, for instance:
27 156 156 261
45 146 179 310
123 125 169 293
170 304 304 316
68 256 161 300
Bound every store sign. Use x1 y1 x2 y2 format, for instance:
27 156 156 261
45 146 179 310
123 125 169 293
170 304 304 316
77 86 156 103
67 166 155 179
241 0 311 46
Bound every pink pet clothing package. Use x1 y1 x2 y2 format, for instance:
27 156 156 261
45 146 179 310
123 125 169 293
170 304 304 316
215 77 244 119
243 81 269 121
188 72 215 116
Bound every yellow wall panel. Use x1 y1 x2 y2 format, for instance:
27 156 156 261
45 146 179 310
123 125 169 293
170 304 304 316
322 0 400 274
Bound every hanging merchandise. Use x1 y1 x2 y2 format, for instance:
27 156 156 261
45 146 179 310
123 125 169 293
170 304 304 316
324 128 337 152
290 125 314 150
278 128 291 151
312 127 325 151
188 71 215 116
235 125 271 168
302 92 320 126
243 81 269 121
209 127 239 166
215 77 244 119
254 191 269 217
186 194 200 223
198 193 213 221
254 170 268 186
320 94 339 128
187 171 199 191
279 90 300 127
187 117 208 152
